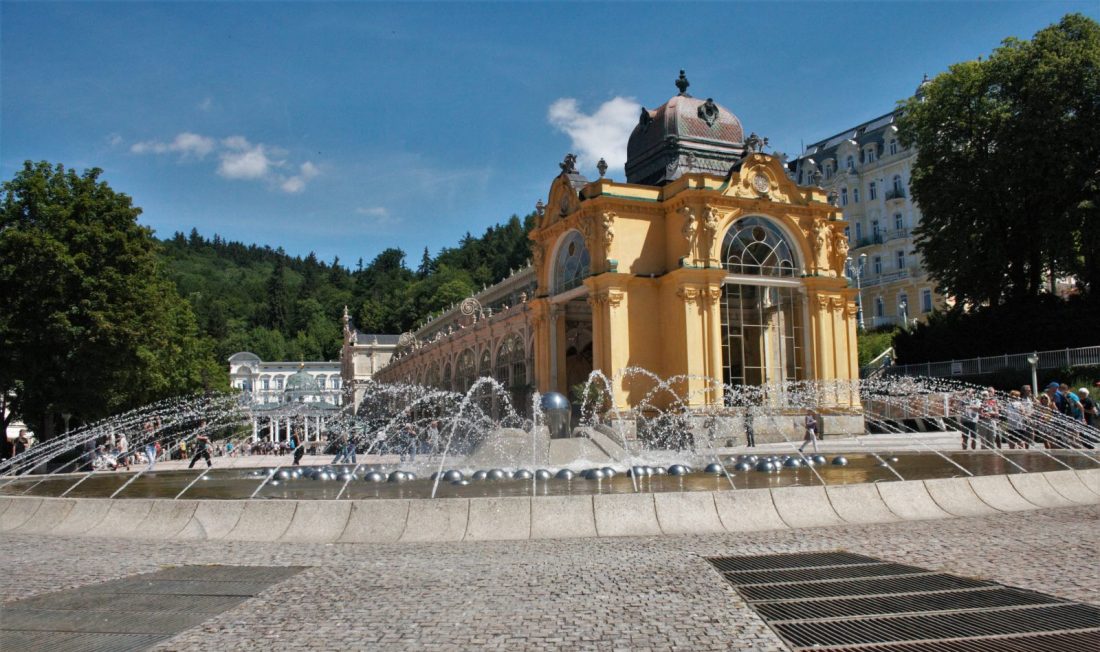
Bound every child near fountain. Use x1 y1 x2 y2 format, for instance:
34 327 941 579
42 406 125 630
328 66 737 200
799 413 819 453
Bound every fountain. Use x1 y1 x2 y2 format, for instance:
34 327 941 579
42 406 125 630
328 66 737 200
1 373 1097 541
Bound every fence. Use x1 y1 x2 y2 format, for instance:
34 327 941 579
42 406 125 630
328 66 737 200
883 345 1100 379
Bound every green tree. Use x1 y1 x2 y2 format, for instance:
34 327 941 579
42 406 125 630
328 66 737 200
897 13 1100 306
0 161 224 441
265 258 290 330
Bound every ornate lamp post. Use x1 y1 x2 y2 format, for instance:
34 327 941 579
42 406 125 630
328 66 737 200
898 300 909 330
846 253 868 331
1027 353 1040 397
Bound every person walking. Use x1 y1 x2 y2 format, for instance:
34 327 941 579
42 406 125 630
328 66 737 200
799 412 819 453
188 433 212 469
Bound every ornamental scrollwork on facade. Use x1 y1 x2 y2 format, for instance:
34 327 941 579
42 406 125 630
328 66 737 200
829 297 844 312
707 287 722 305
846 302 859 317
677 286 699 304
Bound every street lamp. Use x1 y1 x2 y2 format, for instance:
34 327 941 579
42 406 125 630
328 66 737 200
1027 353 1039 397
846 253 868 331
898 300 909 331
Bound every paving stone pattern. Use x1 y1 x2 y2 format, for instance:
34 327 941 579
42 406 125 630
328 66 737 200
0 505 1097 651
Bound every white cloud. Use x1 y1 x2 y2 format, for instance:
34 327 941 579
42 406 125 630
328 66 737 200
280 161 320 193
130 131 216 158
547 96 640 177
217 138 276 180
198 97 213 112
355 206 399 227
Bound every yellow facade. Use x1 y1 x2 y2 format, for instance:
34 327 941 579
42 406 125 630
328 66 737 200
528 153 859 411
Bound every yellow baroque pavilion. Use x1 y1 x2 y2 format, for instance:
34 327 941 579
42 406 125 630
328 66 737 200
375 73 859 415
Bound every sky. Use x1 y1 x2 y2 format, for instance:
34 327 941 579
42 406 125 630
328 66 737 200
3 1 1097 267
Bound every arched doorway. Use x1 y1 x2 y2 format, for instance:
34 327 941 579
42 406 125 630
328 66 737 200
719 216 805 390
551 230 593 399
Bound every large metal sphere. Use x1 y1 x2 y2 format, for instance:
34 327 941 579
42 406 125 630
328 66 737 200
277 470 291 480
540 392 572 439
735 461 753 472
812 455 827 465
668 464 689 476
555 469 575 480
831 456 849 466
339 473 355 482
704 463 725 475
443 470 464 482
472 470 489 481
535 469 553 480
627 466 647 478
653 466 667 475
290 470 301 479
405 472 418 481
784 457 802 468
601 467 616 478
387 471 408 483
488 469 508 481
583 468 606 481
513 469 533 480
363 471 385 482
755 461 776 472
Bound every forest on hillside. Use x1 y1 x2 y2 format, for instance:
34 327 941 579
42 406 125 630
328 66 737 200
160 213 537 364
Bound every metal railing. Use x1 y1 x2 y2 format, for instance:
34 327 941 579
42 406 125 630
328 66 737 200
886 345 1100 378
885 188 906 201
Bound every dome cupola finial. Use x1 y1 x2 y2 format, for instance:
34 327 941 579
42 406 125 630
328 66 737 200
675 70 690 96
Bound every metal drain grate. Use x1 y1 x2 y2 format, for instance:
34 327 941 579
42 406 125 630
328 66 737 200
706 552 1100 651
0 565 307 652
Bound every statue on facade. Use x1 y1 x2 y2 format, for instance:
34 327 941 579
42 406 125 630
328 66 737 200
811 220 833 275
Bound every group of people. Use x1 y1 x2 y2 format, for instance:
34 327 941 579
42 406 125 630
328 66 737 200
957 381 1098 450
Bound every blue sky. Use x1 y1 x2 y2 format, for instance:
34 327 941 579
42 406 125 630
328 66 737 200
3 1 1096 267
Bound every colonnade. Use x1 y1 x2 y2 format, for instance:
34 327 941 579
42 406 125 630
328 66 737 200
249 415 329 443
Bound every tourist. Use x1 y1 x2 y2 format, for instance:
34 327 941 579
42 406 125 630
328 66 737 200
1079 388 1097 429
188 433 213 468
799 412 819 453
1064 391 1086 448
1003 390 1027 449
293 431 306 466
13 429 30 456
1036 394 1056 449
744 409 756 448
979 388 1000 448
959 390 982 450
117 432 131 470
178 439 187 461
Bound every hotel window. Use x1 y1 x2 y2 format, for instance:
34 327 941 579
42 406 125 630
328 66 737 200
844 226 851 242
866 147 877 162
840 187 848 206
894 213 904 231
921 288 933 312
873 256 882 275
896 250 906 269
853 188 860 203
872 219 880 237
317 376 325 389
262 378 270 390
869 181 877 200
889 139 898 155
893 175 904 194
846 155 854 171
874 297 885 317
855 222 863 241
276 376 284 390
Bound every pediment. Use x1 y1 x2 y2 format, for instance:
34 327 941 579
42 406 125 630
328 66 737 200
542 174 584 228
723 153 818 206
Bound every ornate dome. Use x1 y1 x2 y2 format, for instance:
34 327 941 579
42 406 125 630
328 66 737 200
625 71 745 186
285 366 320 393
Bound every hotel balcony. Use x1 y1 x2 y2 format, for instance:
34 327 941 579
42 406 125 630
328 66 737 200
885 188 906 203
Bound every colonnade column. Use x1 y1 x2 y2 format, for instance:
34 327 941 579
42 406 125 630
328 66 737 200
705 285 725 406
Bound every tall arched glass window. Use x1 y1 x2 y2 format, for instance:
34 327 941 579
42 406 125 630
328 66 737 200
455 350 476 393
721 217 797 277
553 230 590 293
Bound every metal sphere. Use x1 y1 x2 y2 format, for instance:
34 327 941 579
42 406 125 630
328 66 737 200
628 465 647 478
831 456 849 466
443 470 464 482
783 457 802 468
339 473 355 482
668 464 689 476
601 467 616 478
735 461 753 472
387 471 408 483
755 461 776 472
513 469 533 480
405 472 417 481
704 462 725 475
583 468 606 481
535 469 553 480
653 466 667 475
364 471 386 483
488 469 508 481
555 469 575 480
539 392 571 412
812 455 827 465
472 470 489 481
290 470 301 479
277 470 291 480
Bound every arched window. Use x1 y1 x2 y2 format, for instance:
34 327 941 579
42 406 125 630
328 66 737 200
442 362 453 391
553 230 590 293
840 187 848 206
888 139 898 155
426 363 441 388
495 334 528 413
479 347 492 378
869 181 878 200
845 155 854 171
853 188 860 203
721 217 797 277
455 349 476 393
892 175 903 194
875 297 885 317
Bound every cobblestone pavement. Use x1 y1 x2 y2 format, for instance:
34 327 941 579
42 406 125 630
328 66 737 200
2 506 1097 651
